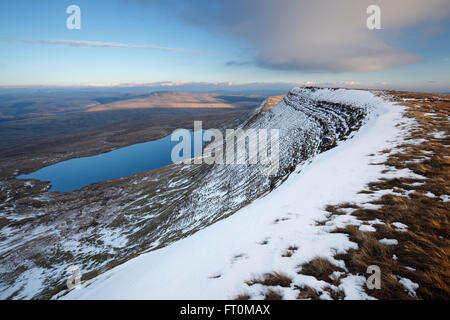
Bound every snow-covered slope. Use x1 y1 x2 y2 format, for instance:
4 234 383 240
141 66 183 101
146 87 371 243
61 89 405 299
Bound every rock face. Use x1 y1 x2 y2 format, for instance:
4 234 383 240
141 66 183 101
0 87 374 299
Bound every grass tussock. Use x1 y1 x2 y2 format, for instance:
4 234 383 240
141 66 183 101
241 272 289 300
297 286 319 300
247 272 292 288
282 245 298 257
264 289 283 300
298 257 344 283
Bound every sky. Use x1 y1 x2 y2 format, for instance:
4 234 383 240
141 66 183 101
0 0 449 91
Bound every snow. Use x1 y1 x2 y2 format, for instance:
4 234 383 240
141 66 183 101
1 268 48 300
401 98 418 102
338 275 375 300
432 131 447 139
360 203 383 210
24 181 34 187
359 225 376 232
397 276 419 297
61 89 406 300
391 222 408 232
379 238 399 246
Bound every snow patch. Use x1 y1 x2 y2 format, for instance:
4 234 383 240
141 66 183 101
359 225 376 232
379 238 398 246
397 276 419 297
391 222 408 232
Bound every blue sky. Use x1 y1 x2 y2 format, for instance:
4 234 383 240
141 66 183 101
0 0 449 91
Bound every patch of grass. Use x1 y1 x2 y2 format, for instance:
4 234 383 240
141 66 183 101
324 287 345 300
282 245 298 257
264 289 283 300
297 286 319 300
298 257 344 283
247 272 292 288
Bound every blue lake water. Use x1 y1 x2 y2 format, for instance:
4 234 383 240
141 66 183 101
18 130 212 192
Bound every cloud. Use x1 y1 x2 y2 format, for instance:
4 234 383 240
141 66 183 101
0 37 201 54
226 60 252 67
142 0 450 72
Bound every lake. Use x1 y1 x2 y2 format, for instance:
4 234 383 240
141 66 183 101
18 130 211 192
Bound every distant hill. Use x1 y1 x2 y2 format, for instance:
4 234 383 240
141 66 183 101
86 91 263 112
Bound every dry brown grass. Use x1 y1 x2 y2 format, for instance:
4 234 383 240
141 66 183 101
238 272 290 300
297 284 346 300
247 272 292 288
327 92 450 299
262 95 285 112
297 286 320 300
298 257 344 283
282 245 298 257
265 289 283 300
332 226 412 300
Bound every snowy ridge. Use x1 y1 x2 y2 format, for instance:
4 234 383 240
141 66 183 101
161 87 372 237
60 89 406 300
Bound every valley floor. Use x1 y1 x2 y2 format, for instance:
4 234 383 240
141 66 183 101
61 90 449 300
